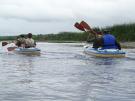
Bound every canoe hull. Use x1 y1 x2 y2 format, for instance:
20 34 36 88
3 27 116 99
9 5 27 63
84 47 125 58
14 47 41 55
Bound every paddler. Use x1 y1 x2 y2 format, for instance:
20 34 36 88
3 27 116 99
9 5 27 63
92 30 121 50
25 33 36 48
15 34 26 47
92 31 103 49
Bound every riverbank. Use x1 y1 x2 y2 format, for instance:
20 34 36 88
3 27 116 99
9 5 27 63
121 42 135 48
1 41 135 49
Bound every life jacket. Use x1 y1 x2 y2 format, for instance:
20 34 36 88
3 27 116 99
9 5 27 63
102 34 118 49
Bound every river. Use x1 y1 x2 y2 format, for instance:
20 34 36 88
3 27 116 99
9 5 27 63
0 42 135 101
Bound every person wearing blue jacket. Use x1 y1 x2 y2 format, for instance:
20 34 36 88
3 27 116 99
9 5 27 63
93 30 121 50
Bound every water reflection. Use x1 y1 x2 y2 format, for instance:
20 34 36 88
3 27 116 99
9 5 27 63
15 58 34 84
85 56 123 66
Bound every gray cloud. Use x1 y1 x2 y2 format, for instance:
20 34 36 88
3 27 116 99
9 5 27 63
0 0 135 35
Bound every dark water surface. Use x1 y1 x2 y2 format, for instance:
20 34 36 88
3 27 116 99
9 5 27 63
0 42 135 101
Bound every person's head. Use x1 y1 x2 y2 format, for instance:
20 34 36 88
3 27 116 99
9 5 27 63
95 31 103 38
27 33 32 38
103 29 110 34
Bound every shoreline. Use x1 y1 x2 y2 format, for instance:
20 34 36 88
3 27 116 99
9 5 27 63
1 41 135 48
120 42 135 49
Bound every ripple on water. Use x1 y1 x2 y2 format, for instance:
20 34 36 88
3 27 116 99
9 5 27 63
0 42 135 101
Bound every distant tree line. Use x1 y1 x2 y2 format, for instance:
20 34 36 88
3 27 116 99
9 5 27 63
1 23 135 42
33 32 88 42
0 36 16 41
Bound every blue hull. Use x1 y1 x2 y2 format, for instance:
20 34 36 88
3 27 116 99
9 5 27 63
14 47 41 54
84 47 125 58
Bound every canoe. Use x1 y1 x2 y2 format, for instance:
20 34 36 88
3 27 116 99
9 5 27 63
14 47 41 55
84 46 126 58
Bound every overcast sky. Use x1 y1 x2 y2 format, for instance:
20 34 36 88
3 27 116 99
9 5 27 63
0 0 135 36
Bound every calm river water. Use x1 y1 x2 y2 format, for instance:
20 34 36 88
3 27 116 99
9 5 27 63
0 42 135 101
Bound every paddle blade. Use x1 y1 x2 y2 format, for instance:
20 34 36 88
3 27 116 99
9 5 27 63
2 41 8 46
74 22 85 31
80 21 91 31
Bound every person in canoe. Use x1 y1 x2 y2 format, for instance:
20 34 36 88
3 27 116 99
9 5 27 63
15 34 26 47
92 30 121 50
25 33 36 48
74 21 122 51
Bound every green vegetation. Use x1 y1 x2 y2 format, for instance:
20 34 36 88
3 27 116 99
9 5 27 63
33 32 88 42
107 23 135 41
1 23 135 42
0 36 16 41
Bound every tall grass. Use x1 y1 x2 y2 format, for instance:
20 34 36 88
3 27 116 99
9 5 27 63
104 23 135 41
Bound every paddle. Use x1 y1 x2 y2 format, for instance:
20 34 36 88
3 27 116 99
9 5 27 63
74 22 92 41
80 21 97 39
80 21 91 31
74 22 85 31
74 21 98 42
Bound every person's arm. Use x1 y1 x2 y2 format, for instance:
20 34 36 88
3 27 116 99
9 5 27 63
15 40 21 47
34 41 36 47
92 37 103 49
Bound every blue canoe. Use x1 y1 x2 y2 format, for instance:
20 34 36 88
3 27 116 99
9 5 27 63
14 47 41 55
84 46 126 58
